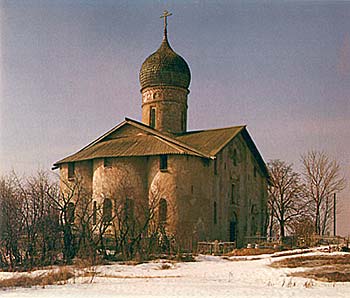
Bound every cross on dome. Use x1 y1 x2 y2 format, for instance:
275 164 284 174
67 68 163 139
160 10 172 39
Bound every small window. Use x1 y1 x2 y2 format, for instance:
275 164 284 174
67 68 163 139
124 197 134 220
150 107 156 128
67 202 75 223
214 159 218 175
160 155 168 171
103 198 112 223
231 184 235 204
92 201 97 225
104 158 112 168
68 163 75 180
159 198 167 224
214 201 217 224
233 149 237 166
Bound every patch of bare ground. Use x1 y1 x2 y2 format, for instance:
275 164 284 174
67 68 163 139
270 249 313 258
271 254 350 268
290 266 350 282
225 248 276 257
271 254 350 282
0 267 74 289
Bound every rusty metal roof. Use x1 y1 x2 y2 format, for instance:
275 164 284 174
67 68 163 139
175 126 245 156
56 134 204 164
54 118 210 166
53 118 267 177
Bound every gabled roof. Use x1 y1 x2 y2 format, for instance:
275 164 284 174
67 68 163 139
175 126 245 156
53 118 212 167
175 125 268 177
53 118 268 177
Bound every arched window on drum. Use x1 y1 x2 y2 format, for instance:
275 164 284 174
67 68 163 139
159 198 167 225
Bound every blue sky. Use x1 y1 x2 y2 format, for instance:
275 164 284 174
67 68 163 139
1 0 349 234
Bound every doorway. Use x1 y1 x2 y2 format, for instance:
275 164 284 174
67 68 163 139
229 220 236 242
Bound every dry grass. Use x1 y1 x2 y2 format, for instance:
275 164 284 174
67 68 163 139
226 248 276 256
159 263 171 270
270 249 313 258
0 267 74 289
290 266 350 282
270 254 350 268
271 254 350 282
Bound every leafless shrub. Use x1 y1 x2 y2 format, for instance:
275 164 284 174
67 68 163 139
304 279 314 288
0 267 74 289
159 263 171 270
226 248 276 256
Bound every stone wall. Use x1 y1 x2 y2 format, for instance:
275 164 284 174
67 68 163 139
141 86 189 134
59 160 93 198
58 135 268 249
212 135 268 247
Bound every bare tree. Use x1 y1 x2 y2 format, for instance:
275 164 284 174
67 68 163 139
0 171 62 270
301 150 346 235
107 167 156 260
267 160 305 241
47 175 86 263
0 174 23 269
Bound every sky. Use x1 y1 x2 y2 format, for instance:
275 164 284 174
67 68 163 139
0 1 349 234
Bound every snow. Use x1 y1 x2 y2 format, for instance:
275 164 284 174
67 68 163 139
1 249 350 298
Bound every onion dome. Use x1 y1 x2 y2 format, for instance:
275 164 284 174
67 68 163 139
139 14 191 91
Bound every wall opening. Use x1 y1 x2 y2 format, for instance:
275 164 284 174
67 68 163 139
104 158 112 168
68 163 75 180
103 198 112 223
233 149 237 166
231 184 235 204
229 220 237 242
92 201 97 225
159 198 167 225
150 107 156 128
214 201 217 224
160 155 168 171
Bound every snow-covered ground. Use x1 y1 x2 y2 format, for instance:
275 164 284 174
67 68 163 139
1 249 349 298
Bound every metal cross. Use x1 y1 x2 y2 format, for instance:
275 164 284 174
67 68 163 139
160 10 172 33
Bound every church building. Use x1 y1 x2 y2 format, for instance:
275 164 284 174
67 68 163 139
54 12 269 249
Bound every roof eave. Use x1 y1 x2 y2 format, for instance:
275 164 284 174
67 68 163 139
53 117 214 166
241 128 269 178
209 126 246 156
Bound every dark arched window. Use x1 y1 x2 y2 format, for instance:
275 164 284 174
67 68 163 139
67 202 75 223
214 201 217 224
92 201 97 225
251 204 257 235
124 197 134 221
159 198 167 224
103 198 112 223
160 155 168 171
150 107 156 128
233 149 237 166
68 162 75 180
